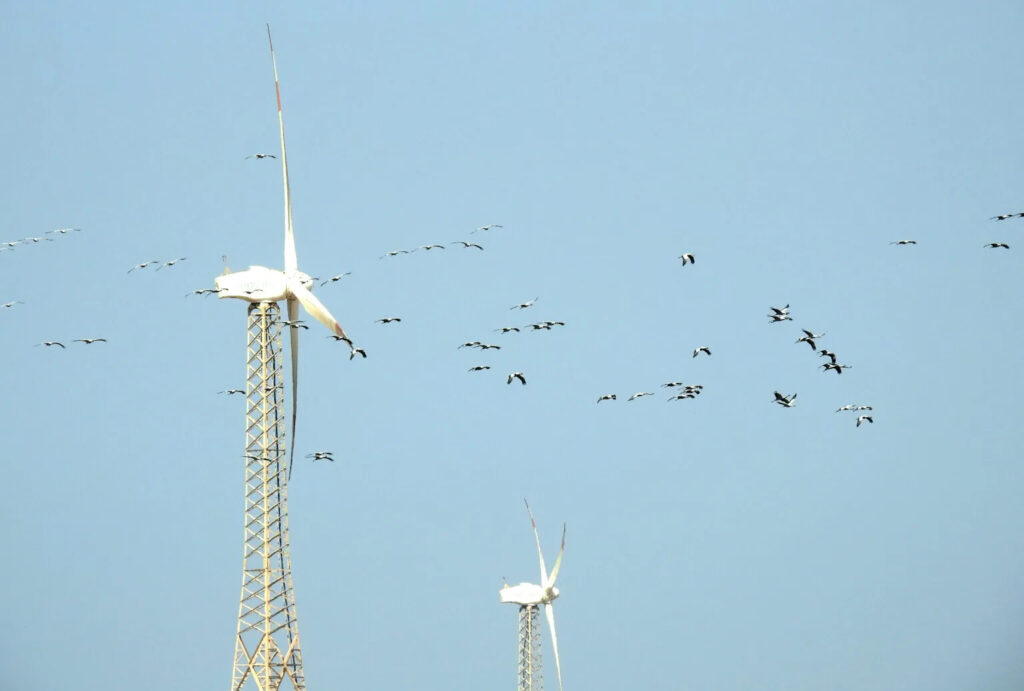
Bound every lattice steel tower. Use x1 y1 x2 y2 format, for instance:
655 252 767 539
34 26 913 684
517 604 543 691
230 301 305 691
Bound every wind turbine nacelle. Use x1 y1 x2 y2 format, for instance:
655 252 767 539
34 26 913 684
215 266 314 302
499 582 558 606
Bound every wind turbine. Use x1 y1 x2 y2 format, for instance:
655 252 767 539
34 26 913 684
216 26 353 691
500 500 566 691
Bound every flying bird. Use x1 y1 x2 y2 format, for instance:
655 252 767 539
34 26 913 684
305 451 334 461
127 261 161 273
468 365 491 372
47 227 81 234
73 338 107 344
185 288 221 297
218 389 245 395
349 347 368 360
507 372 527 385
417 244 446 251
835 404 856 412
678 253 695 265
596 394 617 403
627 392 654 401
856 415 873 427
855 405 873 411
991 212 1024 221
795 335 817 350
375 317 402 324
692 346 711 358
821 362 852 374
511 297 539 310
769 304 790 315
327 334 353 346
36 341 65 349
380 250 410 259
472 224 503 233
320 273 352 285
156 257 187 270
668 392 698 401
773 391 797 407
768 313 793 323
2 301 23 308
246 153 277 159
984 242 1010 249
282 319 309 330
495 326 520 334
818 349 838 364
458 341 483 349
479 343 501 350
889 240 917 245
452 241 484 250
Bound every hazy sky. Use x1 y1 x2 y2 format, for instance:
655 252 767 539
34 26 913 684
4 2 1024 690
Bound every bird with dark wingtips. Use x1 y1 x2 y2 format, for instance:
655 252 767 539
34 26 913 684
692 346 711 358
73 338 107 344
597 394 617 403
991 212 1024 221
246 153 277 159
679 253 695 266
507 372 526 385
856 415 873 427
984 242 1010 249
773 391 797 407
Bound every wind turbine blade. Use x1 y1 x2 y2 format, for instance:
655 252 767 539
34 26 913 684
286 277 350 342
545 603 564 691
267 24 297 274
547 523 566 587
287 297 300 481
524 499 549 588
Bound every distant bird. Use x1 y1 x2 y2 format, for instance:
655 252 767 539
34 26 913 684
185 288 221 297
245 153 277 159
856 415 873 427
375 317 402 324
458 341 482 349
495 326 520 334
479 343 501 350
219 389 245 395
73 338 107 344
984 242 1010 249
855 405 873 411
769 304 790 316
306 451 334 461
692 346 711 358
380 250 410 259
668 392 697 401
991 212 1024 221
472 224 503 233
468 365 491 372
282 319 309 330
452 241 484 250
418 244 446 251
320 273 352 286
127 260 160 273
835 404 856 412
818 349 838 364
795 335 817 350
36 341 65 349
47 227 80 234
349 347 367 360
889 240 917 245
661 381 685 388
526 323 552 331
1 241 20 248
768 313 793 323
2 301 23 308
627 392 653 401
511 297 539 310
22 236 52 243
157 257 187 270
678 253 695 265
327 334 353 346
507 372 526 385
543 321 566 327
801 329 825 340
773 391 797 407
821 362 852 374
596 394 617 403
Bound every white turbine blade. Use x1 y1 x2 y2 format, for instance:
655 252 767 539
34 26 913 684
287 296 300 481
547 523 566 587
267 24 297 274
286 277 350 342
545 603 564 691
524 499 549 588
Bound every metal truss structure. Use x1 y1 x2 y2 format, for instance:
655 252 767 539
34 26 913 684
517 604 543 691
231 301 306 691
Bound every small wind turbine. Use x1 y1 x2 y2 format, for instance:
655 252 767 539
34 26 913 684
500 499 566 691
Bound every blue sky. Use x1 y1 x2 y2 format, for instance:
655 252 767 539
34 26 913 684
4 2 1024 689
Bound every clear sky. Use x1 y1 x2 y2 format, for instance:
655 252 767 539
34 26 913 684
4 2 1024 689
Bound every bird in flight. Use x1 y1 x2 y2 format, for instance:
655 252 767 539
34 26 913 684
468 365 491 372
472 224 503 233
73 338 107 344
452 241 484 250
186 288 221 297
991 212 1024 221
282 319 309 330
597 394 617 403
246 153 277 159
768 313 793 323
306 451 334 461
692 346 711 358
511 297 539 310
856 415 873 427
627 392 654 401
380 250 410 259
36 341 65 349
889 240 917 245
218 389 245 395
495 326 520 334
984 242 1010 249
821 362 852 374
458 341 482 349
769 304 790 316
507 372 527 385
127 260 161 273
795 334 818 350
349 347 368 360
417 244 446 251
2 301 23 309
327 334 353 346
320 273 352 286
47 227 81 235
773 391 797 407
679 253 695 266
835 404 857 412
157 257 187 270
668 392 698 401
479 343 501 350
819 349 838 365
375 317 402 324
